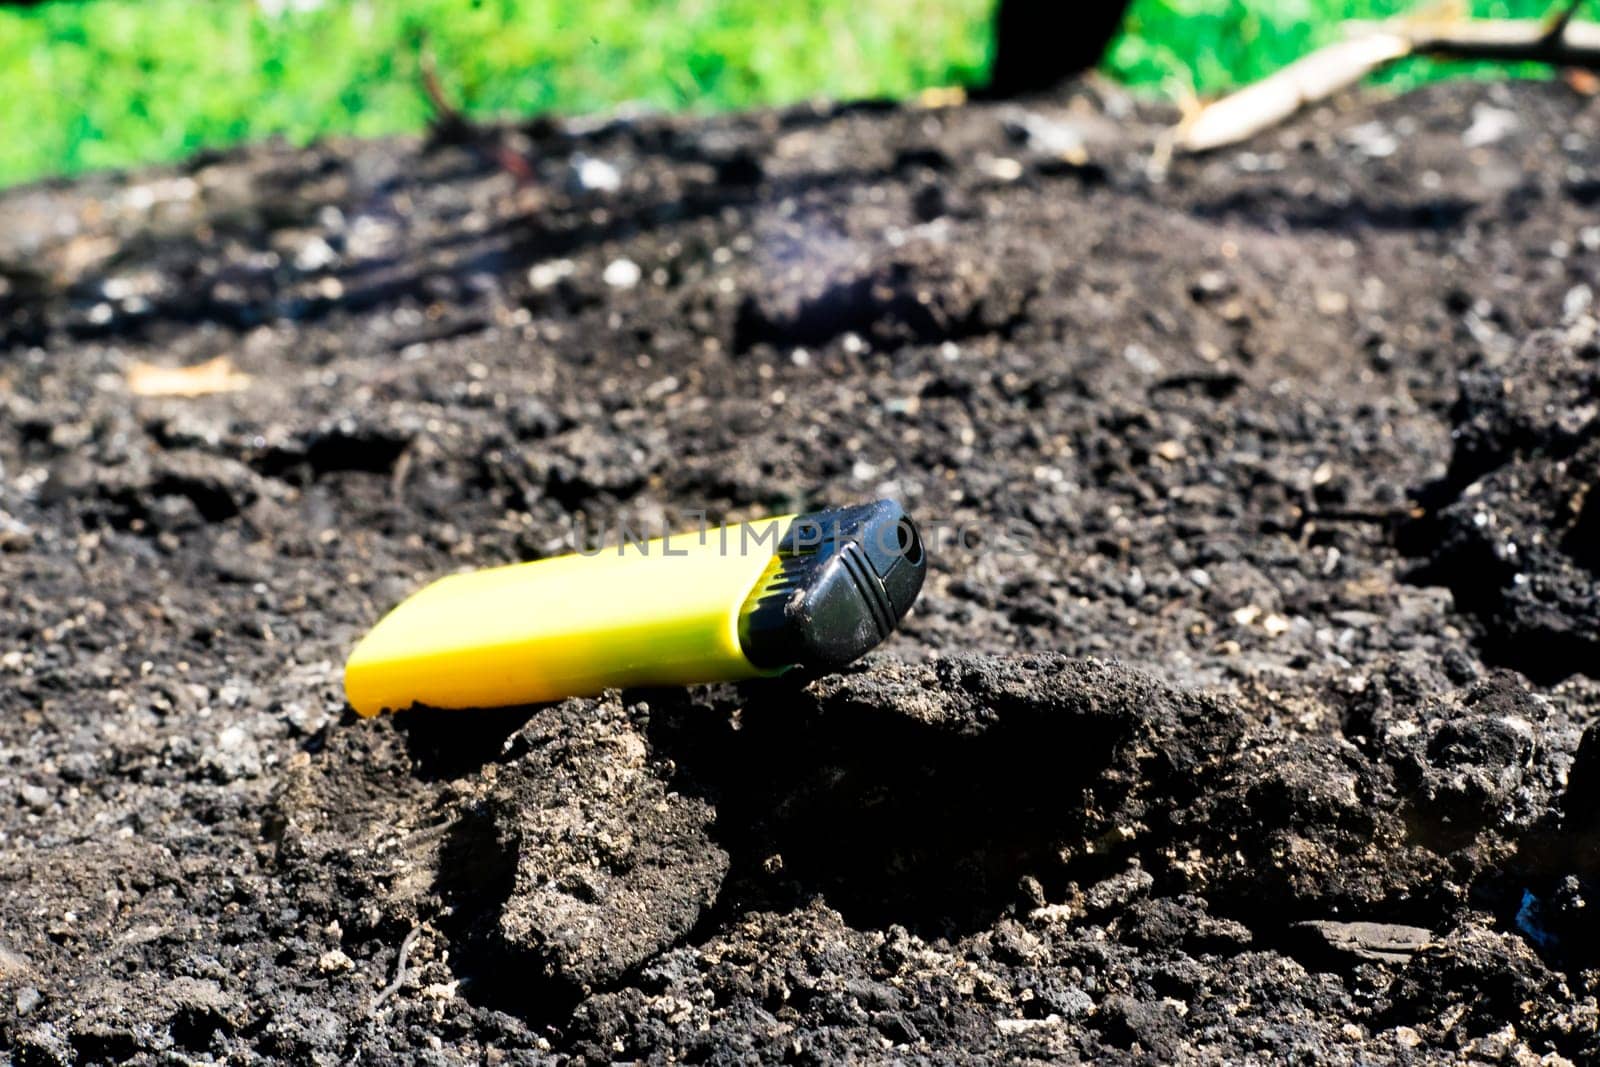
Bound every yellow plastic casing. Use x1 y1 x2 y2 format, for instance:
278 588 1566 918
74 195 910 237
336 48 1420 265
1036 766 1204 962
343 515 795 716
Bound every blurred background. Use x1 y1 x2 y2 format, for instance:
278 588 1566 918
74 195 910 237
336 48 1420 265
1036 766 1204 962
0 0 1566 188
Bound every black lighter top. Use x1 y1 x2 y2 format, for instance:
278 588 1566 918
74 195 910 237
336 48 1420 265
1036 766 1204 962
738 499 926 670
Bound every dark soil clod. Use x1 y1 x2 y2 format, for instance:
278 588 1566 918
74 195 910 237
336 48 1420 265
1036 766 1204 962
1408 327 1600 681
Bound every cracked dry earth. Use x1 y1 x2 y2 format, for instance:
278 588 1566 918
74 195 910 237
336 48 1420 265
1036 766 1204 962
3 76 1600 1064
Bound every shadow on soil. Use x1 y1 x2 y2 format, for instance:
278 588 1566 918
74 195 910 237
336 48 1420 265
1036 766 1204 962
637 680 1131 942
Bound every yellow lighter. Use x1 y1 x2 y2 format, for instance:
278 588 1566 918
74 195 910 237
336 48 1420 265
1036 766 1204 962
343 499 925 716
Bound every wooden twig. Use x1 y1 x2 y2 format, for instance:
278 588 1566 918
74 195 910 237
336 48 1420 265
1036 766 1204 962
1178 33 1411 153
414 35 537 182
1544 0 1586 43
1177 3 1600 154
1407 16 1600 65
419 43 473 144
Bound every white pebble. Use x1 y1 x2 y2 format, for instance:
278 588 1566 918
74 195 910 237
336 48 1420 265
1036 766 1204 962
573 155 622 193
528 259 575 290
602 258 642 289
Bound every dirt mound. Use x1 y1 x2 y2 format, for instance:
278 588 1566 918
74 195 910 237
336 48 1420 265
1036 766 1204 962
5 78 1600 1063
264 656 1595 1062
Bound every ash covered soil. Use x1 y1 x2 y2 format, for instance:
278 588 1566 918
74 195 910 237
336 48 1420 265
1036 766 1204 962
3 77 1600 1064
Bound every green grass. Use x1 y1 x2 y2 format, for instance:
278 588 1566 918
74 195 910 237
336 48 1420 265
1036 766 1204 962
0 0 1577 188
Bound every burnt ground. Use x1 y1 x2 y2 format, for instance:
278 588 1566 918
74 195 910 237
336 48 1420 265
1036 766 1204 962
2 76 1600 1064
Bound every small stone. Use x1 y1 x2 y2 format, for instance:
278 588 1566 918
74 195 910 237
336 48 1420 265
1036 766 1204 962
293 236 338 273
995 1016 1059 1034
1563 284 1592 322
283 701 330 736
1123 344 1160 375
15 986 40 1015
1315 289 1349 316
1008 112 1087 162
205 725 262 782
1295 920 1434 963
1190 270 1232 300
1054 988 1094 1019
1346 121 1397 158
528 259 575 290
0 512 33 552
318 949 355 974
602 258 641 289
872 1010 920 1045
18 785 49 812
1084 864 1153 912
982 156 1024 182
1463 103 1519 148
571 155 622 193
